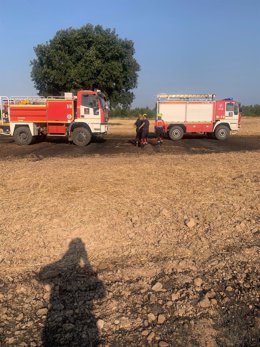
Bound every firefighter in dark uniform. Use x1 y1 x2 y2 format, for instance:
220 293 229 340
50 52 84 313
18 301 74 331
140 114 150 147
134 114 143 146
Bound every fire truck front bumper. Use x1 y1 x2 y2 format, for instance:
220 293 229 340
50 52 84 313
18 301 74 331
100 123 109 134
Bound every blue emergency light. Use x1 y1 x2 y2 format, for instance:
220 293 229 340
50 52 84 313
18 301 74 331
224 98 233 100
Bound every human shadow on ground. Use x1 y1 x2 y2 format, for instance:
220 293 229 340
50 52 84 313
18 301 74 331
38 238 105 347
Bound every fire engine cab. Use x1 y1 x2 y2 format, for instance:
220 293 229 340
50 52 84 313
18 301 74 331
0 90 109 146
156 93 241 140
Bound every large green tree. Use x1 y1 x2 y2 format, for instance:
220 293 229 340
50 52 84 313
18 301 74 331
31 24 140 107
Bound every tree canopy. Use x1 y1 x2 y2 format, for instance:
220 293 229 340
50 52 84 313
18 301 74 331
109 106 156 118
31 24 140 108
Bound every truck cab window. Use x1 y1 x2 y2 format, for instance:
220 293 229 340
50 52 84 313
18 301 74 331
226 103 234 112
82 95 98 108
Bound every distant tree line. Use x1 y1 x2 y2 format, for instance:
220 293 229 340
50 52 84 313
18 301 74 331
241 104 260 116
109 106 156 118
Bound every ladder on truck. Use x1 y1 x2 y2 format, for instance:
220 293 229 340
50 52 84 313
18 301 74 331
157 93 216 102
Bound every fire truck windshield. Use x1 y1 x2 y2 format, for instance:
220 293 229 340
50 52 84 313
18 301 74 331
98 95 106 110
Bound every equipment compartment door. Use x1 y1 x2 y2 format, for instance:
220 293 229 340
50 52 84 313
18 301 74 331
47 100 74 123
186 103 213 122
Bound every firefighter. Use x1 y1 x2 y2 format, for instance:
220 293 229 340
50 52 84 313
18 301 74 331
155 113 165 145
140 114 150 147
134 114 143 146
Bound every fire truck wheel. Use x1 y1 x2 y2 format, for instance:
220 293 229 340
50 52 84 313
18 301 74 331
214 125 230 141
72 127 92 146
169 126 184 141
14 126 34 145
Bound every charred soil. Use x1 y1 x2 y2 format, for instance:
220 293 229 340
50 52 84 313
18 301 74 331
0 117 259 346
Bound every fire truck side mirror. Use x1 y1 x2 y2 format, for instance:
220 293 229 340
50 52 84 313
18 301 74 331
105 101 110 111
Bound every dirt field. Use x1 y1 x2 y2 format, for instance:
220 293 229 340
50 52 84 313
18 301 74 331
0 117 259 346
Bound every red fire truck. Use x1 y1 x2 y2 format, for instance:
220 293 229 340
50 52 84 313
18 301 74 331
157 93 241 140
0 90 109 146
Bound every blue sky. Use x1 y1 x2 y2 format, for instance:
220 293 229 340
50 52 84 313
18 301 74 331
0 0 259 107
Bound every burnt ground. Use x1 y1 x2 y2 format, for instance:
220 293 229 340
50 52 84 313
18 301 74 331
0 117 259 347
0 133 259 160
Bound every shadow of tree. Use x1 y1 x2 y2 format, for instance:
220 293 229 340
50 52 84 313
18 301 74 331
38 238 105 347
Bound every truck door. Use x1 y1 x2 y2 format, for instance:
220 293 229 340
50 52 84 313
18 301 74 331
80 94 100 119
225 102 239 129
